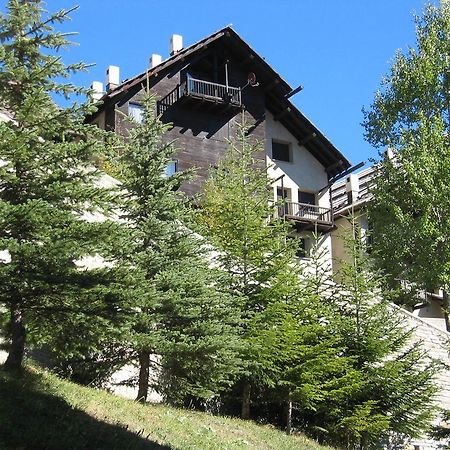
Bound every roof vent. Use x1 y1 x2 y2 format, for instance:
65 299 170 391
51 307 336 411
106 65 120 91
90 81 104 101
149 54 162 69
169 34 183 56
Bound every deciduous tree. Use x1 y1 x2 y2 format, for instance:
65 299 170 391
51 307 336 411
362 3 450 312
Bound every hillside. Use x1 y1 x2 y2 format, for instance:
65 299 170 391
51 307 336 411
0 366 332 450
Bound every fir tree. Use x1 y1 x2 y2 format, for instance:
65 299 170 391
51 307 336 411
0 1 121 371
308 218 439 449
115 92 243 404
199 120 299 418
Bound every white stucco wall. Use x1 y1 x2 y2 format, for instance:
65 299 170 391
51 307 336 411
264 111 333 266
265 112 329 208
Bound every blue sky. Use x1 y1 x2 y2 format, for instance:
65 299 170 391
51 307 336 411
3 0 439 165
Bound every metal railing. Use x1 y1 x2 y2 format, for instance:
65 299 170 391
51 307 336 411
279 201 332 224
184 77 242 105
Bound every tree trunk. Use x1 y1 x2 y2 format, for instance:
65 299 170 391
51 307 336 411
4 303 26 371
241 381 251 419
285 393 293 435
136 350 150 403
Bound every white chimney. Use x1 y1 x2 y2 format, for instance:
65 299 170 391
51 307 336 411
106 65 120 91
90 81 104 101
384 147 395 160
149 53 162 69
169 34 183 55
346 174 359 205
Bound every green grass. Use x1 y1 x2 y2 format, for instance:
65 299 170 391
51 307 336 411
0 365 332 450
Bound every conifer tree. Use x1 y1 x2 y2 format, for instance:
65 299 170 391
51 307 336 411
0 1 121 371
309 219 439 449
199 120 299 418
115 92 243 404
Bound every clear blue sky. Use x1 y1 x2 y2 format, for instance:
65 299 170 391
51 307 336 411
3 0 439 165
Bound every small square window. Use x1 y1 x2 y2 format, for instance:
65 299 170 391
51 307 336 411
272 141 291 162
165 161 177 177
129 103 144 123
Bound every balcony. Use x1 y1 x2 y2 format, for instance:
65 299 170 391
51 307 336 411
158 77 242 114
278 201 334 232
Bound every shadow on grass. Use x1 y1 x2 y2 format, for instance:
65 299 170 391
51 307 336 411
0 367 172 450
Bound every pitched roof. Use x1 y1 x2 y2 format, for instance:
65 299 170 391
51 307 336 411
92 26 351 177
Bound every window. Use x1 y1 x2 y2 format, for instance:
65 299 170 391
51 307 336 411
272 141 291 162
276 186 291 215
165 161 177 177
276 187 291 201
128 103 144 123
288 236 311 258
298 190 316 205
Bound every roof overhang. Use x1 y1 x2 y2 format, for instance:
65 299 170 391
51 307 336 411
87 26 351 178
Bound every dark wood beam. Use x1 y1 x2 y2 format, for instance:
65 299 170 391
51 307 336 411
239 53 255 68
274 107 291 121
325 159 344 174
298 132 317 147
263 79 280 93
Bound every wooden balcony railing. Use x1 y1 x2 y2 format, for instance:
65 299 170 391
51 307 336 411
157 77 242 114
278 201 333 225
184 77 242 105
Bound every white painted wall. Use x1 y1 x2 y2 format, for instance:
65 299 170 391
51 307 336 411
264 111 333 266
265 112 329 207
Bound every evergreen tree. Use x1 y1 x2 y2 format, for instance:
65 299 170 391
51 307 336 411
309 219 439 449
0 1 121 371
199 120 299 418
362 3 450 311
115 92 243 404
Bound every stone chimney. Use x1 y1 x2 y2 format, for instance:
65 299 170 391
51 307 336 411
106 65 120 91
90 81 104 101
149 54 162 69
169 34 183 56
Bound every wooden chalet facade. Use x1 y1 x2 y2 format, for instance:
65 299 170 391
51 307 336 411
86 26 351 255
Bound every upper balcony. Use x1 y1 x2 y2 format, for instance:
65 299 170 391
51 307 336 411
158 77 242 114
278 201 334 232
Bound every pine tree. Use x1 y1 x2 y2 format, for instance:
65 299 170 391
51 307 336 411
309 219 439 449
0 1 121 371
199 120 299 418
115 92 243 404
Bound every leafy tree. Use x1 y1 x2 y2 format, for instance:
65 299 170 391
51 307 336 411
0 1 121 371
199 120 300 418
115 92 243 404
362 3 450 312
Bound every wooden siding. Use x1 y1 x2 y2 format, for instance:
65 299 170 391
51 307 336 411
113 54 266 196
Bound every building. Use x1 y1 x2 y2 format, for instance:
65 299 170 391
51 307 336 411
331 164 448 331
86 26 351 264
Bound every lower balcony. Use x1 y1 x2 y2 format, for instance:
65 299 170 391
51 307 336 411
278 201 334 232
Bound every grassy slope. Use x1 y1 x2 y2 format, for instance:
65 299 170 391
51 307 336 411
0 366 332 450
